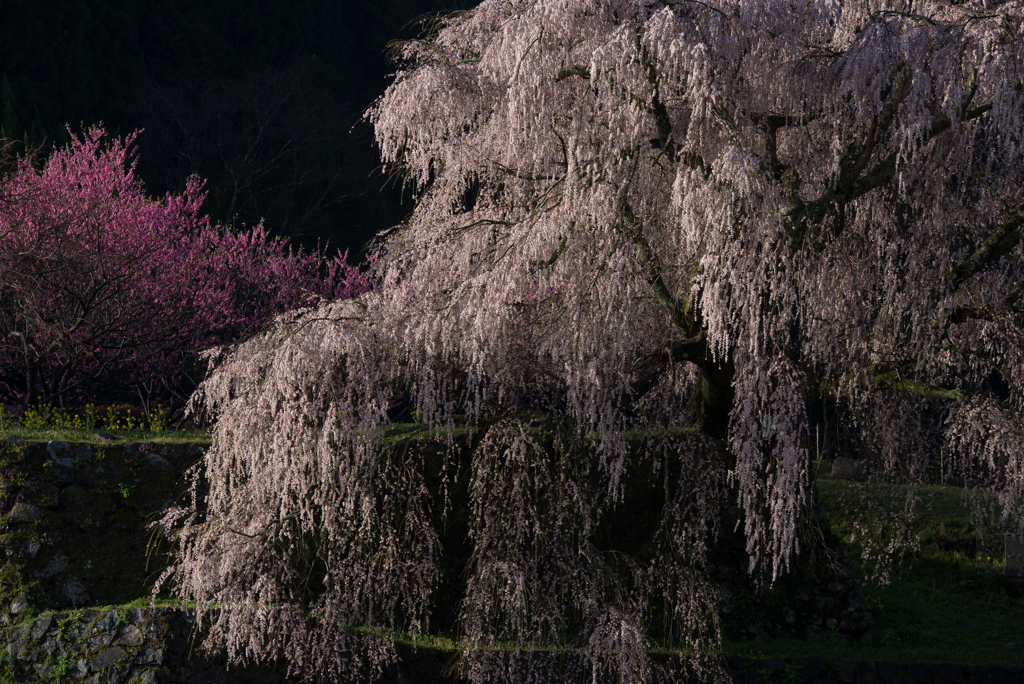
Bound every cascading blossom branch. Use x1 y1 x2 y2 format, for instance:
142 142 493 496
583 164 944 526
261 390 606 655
162 1 1024 682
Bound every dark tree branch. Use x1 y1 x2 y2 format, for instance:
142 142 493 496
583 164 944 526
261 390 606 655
556 65 590 81
528 232 568 273
1004 281 1024 309
786 67 913 245
617 194 695 338
787 69 993 250
643 51 676 163
941 343 1024 402
945 209 1024 291
866 363 962 401
625 335 710 404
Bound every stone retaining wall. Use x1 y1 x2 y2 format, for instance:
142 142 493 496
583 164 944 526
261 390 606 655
1 606 283 684
0 439 208 619
0 438 1017 683
1 606 1022 684
0 437 874 646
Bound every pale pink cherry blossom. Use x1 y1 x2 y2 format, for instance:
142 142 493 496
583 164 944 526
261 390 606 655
160 1 1024 681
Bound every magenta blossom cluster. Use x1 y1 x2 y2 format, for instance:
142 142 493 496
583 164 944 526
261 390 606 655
0 126 374 411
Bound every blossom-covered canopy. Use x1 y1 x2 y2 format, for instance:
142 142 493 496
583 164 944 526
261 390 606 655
163 1 1024 682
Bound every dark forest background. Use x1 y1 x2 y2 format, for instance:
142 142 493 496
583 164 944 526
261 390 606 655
0 0 480 265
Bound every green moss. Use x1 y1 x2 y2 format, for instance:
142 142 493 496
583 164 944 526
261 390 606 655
0 426 211 446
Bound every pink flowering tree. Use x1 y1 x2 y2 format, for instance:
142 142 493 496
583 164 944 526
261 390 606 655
0 126 374 412
160 1 1024 682
125 220 376 414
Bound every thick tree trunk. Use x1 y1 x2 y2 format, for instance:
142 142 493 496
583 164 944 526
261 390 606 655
691 359 735 440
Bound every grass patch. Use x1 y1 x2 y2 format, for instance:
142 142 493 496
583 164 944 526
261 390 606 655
0 426 210 445
0 403 211 445
759 459 1024 667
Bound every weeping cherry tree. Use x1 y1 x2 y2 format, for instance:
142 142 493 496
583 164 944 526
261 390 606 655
158 0 1024 681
